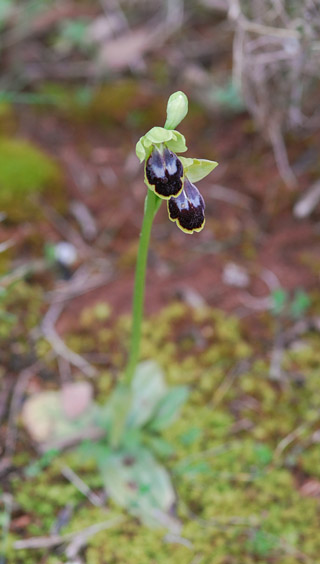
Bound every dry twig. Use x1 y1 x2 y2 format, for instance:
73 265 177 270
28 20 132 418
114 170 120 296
228 0 320 186
60 465 104 507
42 302 97 378
14 516 124 551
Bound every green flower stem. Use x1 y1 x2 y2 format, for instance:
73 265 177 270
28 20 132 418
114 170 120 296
124 189 161 386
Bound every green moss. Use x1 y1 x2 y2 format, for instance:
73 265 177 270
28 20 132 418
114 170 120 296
0 102 16 134
0 137 64 220
6 302 320 563
300 444 320 478
2 280 43 331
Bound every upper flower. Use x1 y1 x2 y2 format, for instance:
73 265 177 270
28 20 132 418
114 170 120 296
145 146 184 199
136 91 218 234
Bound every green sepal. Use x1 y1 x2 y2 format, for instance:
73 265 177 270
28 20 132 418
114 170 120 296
180 157 218 183
136 127 187 163
136 137 151 163
164 91 188 130
145 127 174 144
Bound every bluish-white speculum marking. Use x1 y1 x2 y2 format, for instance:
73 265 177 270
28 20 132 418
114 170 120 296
166 154 178 176
149 148 166 178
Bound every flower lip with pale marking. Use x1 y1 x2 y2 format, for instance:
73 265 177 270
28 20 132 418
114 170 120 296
168 177 205 234
145 146 184 199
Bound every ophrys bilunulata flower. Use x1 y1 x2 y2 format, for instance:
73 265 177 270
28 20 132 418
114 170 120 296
136 91 218 234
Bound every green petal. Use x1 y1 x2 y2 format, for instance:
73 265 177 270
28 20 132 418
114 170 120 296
136 128 188 164
136 127 173 163
180 157 218 182
145 126 174 144
166 131 188 154
164 91 188 130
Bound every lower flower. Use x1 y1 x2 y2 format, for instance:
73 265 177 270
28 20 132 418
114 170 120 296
167 177 205 234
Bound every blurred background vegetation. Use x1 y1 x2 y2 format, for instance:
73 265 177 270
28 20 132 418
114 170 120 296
1 1 320 563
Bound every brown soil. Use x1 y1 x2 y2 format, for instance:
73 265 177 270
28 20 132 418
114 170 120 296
9 100 320 337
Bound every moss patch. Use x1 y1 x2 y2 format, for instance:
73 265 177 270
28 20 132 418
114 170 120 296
0 137 64 220
0 102 16 134
5 301 320 563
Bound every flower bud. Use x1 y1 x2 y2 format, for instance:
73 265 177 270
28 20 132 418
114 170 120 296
164 91 188 130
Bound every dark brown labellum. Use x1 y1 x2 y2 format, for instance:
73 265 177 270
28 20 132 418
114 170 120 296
168 177 205 233
145 147 184 199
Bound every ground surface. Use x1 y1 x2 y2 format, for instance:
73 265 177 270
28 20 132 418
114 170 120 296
1 80 320 563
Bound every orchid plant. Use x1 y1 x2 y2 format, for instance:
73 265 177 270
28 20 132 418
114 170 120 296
97 91 218 525
125 91 218 386
23 92 218 529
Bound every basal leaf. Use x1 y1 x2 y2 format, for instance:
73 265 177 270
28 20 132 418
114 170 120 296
100 445 176 527
149 386 189 431
107 384 132 448
146 436 174 458
127 361 167 429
